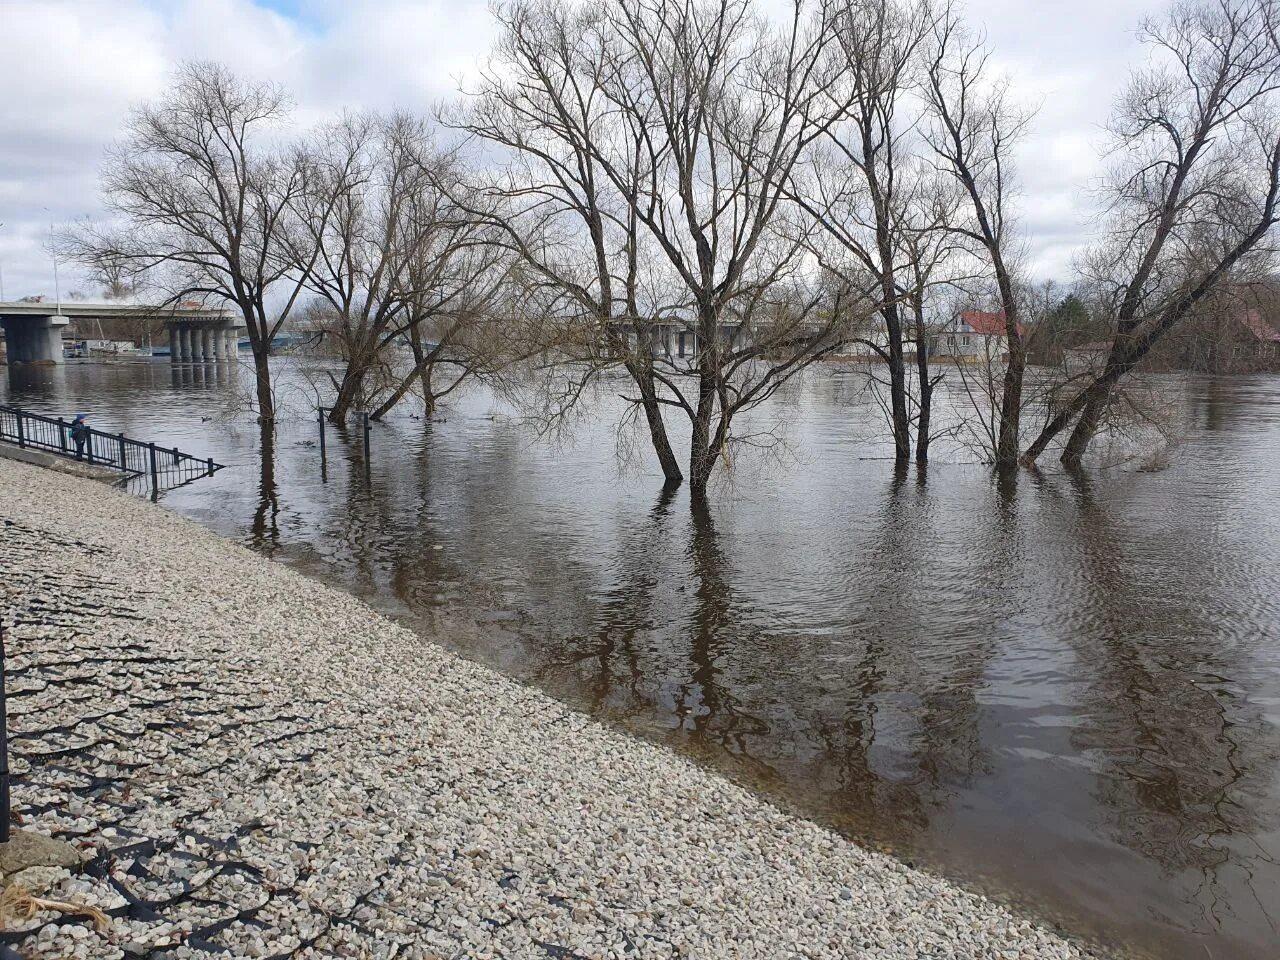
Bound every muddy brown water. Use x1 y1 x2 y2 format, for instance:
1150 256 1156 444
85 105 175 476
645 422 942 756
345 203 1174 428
4 358 1279 960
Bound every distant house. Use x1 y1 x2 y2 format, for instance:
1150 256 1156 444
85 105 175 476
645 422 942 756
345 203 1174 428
832 317 917 361
931 310 1024 362
1184 308 1280 372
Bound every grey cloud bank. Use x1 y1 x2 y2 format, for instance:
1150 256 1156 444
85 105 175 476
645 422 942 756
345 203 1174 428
0 0 1149 298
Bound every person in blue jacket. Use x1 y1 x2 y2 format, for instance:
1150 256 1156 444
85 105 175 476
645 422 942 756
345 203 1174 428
69 413 90 459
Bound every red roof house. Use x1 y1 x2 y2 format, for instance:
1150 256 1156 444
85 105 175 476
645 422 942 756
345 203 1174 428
1238 308 1280 343
959 310 1026 338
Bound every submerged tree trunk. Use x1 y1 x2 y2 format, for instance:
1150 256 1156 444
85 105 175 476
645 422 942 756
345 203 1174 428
328 363 366 425
251 344 275 423
994 280 1025 468
1060 386 1110 467
1023 332 1143 465
688 365 719 495
884 304 912 464
370 369 422 421
630 366 682 485
370 333 436 421
913 304 933 467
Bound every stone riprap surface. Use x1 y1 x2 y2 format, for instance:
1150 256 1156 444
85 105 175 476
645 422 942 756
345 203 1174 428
0 458 1106 960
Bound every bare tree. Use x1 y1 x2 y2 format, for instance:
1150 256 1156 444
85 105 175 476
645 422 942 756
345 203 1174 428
601 0 863 493
368 185 515 420
451 0 690 482
800 0 933 464
471 0 856 493
1025 0 1280 466
788 0 985 466
291 112 510 424
65 62 317 422
923 3 1031 467
899 184 968 463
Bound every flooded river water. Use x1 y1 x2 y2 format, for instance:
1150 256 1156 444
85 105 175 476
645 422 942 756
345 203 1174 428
3 358 1279 960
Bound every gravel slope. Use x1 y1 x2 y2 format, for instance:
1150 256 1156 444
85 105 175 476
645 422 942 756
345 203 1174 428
0 458 1107 959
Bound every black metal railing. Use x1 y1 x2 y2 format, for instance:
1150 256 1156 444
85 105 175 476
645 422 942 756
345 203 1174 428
0 404 225 494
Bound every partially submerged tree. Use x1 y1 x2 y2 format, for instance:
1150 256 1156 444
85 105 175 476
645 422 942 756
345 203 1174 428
596 0 857 492
292 112 510 424
453 0 689 483
796 0 934 464
1025 0 1280 466
924 3 1031 467
66 62 316 422
464 0 859 493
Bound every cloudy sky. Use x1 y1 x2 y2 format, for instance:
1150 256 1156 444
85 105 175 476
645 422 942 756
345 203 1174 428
0 0 1160 300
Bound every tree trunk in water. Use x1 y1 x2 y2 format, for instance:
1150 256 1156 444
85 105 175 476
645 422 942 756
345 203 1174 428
916 383 932 466
328 366 365 425
1024 343 1135 464
417 356 434 416
642 394 683 484
884 306 911 463
627 361 682 485
252 346 274 423
688 373 718 496
914 316 932 467
1060 385 1111 468
371 337 433 421
370 372 418 421
994 340 1025 467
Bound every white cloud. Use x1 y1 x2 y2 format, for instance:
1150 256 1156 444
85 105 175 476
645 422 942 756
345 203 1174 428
0 0 1156 300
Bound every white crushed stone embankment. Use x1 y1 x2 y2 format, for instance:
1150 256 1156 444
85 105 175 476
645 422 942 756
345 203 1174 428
0 457 1109 959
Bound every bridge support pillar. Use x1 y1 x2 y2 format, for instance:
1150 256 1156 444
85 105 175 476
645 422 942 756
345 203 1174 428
177 325 191 362
169 325 179 362
199 327 214 363
1 315 68 365
189 326 205 362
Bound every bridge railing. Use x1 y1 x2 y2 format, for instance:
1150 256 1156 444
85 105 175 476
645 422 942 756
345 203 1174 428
0 404 224 493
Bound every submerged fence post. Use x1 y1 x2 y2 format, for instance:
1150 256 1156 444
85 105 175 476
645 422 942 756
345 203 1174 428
362 412 372 478
206 457 214 478
317 407 327 462
117 433 127 470
149 443 159 493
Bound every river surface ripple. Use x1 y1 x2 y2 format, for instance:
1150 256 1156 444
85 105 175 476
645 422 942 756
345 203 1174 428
5 359 1279 960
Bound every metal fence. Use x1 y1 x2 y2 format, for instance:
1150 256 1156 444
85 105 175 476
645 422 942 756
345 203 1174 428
0 404 224 493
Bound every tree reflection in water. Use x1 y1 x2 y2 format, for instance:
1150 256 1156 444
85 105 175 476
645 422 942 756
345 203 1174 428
250 421 279 554
1057 469 1277 948
6 361 1280 960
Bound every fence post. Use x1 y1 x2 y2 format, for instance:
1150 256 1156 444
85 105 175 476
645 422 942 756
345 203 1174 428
206 457 214 478
118 433 127 471
86 432 94 466
149 443 159 493
15 415 24 449
57 418 67 453
363 412 371 460
0 618 10 844
317 407 327 461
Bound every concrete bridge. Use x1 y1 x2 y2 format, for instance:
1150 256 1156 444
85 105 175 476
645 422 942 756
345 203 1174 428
0 301 246 365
